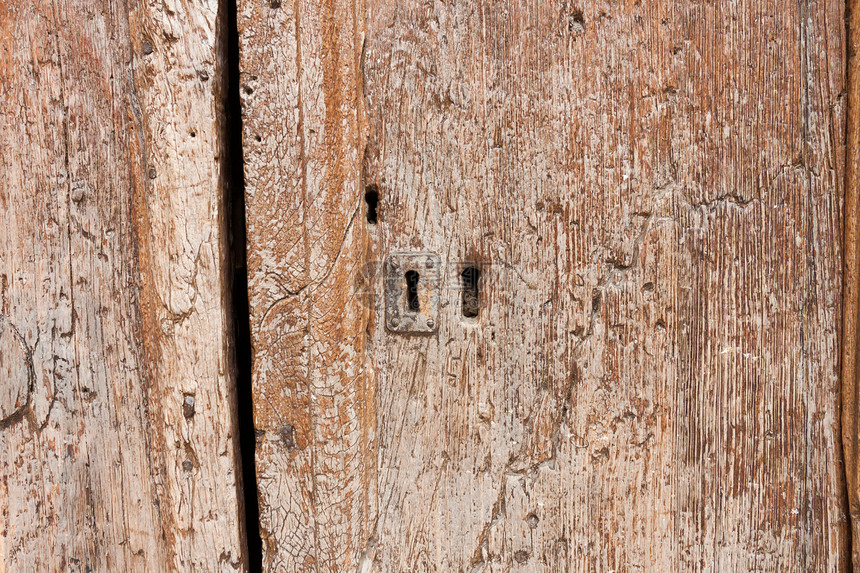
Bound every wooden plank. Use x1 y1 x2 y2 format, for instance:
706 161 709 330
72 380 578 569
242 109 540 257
237 0 373 570
845 0 860 567
362 1 849 570
241 0 850 571
0 0 247 570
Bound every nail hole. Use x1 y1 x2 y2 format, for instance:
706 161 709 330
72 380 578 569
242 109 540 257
364 185 379 224
568 8 585 33
592 289 602 313
405 270 420 312
279 424 296 451
461 266 481 318
182 394 195 418
514 550 531 564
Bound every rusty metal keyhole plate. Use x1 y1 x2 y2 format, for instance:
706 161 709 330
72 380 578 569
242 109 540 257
384 253 440 333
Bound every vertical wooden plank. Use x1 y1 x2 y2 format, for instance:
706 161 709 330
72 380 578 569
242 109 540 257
242 0 849 571
845 0 860 567
359 0 847 571
237 0 372 570
127 0 249 568
0 0 246 569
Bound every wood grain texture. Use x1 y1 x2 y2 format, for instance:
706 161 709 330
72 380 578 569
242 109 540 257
242 0 850 571
364 1 849 570
237 0 372 570
0 0 247 570
845 0 860 567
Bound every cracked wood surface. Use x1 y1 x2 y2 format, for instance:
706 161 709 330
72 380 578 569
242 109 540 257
238 0 371 571
0 0 247 570
242 0 849 571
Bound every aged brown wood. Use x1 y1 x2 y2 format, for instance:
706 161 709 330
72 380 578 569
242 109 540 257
363 1 849 571
237 0 372 569
243 0 851 571
0 0 247 570
846 0 860 568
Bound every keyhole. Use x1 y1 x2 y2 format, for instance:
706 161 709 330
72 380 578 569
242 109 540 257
461 267 481 318
405 270 420 311
364 185 379 224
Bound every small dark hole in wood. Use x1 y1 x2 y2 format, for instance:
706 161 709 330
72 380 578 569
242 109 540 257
591 289 602 313
405 270 420 311
567 8 585 34
279 424 296 451
182 394 195 418
514 550 531 564
461 266 481 318
364 185 379 224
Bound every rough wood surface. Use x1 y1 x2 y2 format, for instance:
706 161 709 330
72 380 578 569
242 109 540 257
237 0 372 570
845 0 860 568
362 1 849 571
0 0 247 570
242 0 850 571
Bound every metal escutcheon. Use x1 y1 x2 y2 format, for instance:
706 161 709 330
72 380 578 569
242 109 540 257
384 252 440 334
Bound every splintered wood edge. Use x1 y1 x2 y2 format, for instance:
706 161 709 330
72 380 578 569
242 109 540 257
845 0 860 565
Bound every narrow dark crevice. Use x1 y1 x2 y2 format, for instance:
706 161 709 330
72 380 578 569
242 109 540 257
223 0 263 568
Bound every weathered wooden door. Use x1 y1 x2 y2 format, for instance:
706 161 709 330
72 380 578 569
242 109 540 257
238 0 851 571
2 0 858 570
